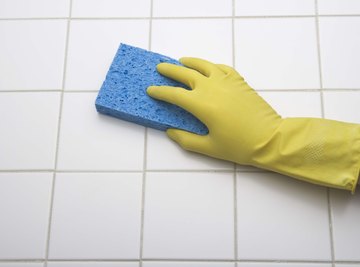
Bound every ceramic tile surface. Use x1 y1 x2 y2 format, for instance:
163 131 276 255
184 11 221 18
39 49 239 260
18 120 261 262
318 0 360 15
0 92 61 169
330 189 360 261
0 0 70 18
57 93 145 170
72 0 151 18
143 172 234 259
319 17 360 89
147 128 233 170
0 173 52 259
235 0 315 16
151 19 233 64
48 173 142 259
237 172 331 260
65 20 149 90
1 0 360 266
235 17 320 90
0 20 67 91
153 0 232 17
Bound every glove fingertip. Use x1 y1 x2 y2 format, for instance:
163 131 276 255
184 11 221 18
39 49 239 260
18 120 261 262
146 86 158 96
166 128 181 141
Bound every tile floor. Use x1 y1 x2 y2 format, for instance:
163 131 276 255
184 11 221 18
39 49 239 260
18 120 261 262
0 0 360 267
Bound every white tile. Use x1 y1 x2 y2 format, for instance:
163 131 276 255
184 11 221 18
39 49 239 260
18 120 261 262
48 263 137 267
57 93 145 170
65 20 148 90
48 263 136 267
151 19 233 65
0 172 52 259
147 128 233 170
323 91 360 124
235 0 315 16
319 17 360 89
153 0 232 17
335 265 360 267
330 189 360 261
143 172 234 259
318 0 360 15
0 20 67 91
238 264 331 267
144 263 235 267
0 92 60 170
235 18 320 90
49 172 142 259
258 91 322 118
0 264 44 267
72 0 151 18
0 0 69 18
237 172 331 260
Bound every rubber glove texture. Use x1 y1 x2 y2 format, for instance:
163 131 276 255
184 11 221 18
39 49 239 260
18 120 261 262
147 58 360 192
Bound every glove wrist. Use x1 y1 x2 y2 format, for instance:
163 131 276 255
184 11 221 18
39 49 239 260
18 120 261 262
250 117 360 192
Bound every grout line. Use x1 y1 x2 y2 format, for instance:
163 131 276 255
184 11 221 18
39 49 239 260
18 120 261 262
231 0 236 69
327 189 337 267
233 165 239 264
139 2 153 266
2 259 360 264
315 1 336 266
0 89 62 93
0 168 269 173
2 14 360 21
314 0 326 119
44 1 73 266
231 2 238 266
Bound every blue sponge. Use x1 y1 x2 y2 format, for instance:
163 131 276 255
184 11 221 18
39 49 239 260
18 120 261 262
95 43 208 135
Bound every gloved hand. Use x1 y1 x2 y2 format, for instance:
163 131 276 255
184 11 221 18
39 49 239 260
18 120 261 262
147 58 360 192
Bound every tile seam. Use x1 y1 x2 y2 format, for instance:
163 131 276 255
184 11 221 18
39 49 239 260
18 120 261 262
43 1 73 265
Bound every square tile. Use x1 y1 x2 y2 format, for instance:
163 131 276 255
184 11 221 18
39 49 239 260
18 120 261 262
146 128 233 170
48 172 142 259
0 92 60 170
0 0 69 18
153 0 232 17
0 264 44 267
57 92 145 170
0 20 67 91
318 17 360 89
330 189 360 260
238 264 331 267
237 172 331 260
143 172 235 259
0 172 52 259
143 263 235 267
72 0 151 17
48 263 137 267
318 0 360 15
235 18 320 90
151 19 233 65
335 265 360 267
65 20 149 90
323 91 360 123
235 0 315 16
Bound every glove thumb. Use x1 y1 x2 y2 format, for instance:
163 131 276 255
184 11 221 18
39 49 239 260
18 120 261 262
166 128 211 154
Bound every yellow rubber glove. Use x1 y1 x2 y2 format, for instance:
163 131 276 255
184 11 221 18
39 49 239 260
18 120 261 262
147 58 360 193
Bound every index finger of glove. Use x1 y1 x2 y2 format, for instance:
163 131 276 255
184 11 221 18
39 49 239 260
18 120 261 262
157 63 203 89
180 57 223 77
147 85 197 114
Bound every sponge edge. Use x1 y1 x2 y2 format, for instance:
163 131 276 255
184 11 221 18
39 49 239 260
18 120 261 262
95 43 208 135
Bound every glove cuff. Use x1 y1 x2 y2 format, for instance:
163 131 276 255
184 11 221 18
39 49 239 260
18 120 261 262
251 118 360 193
